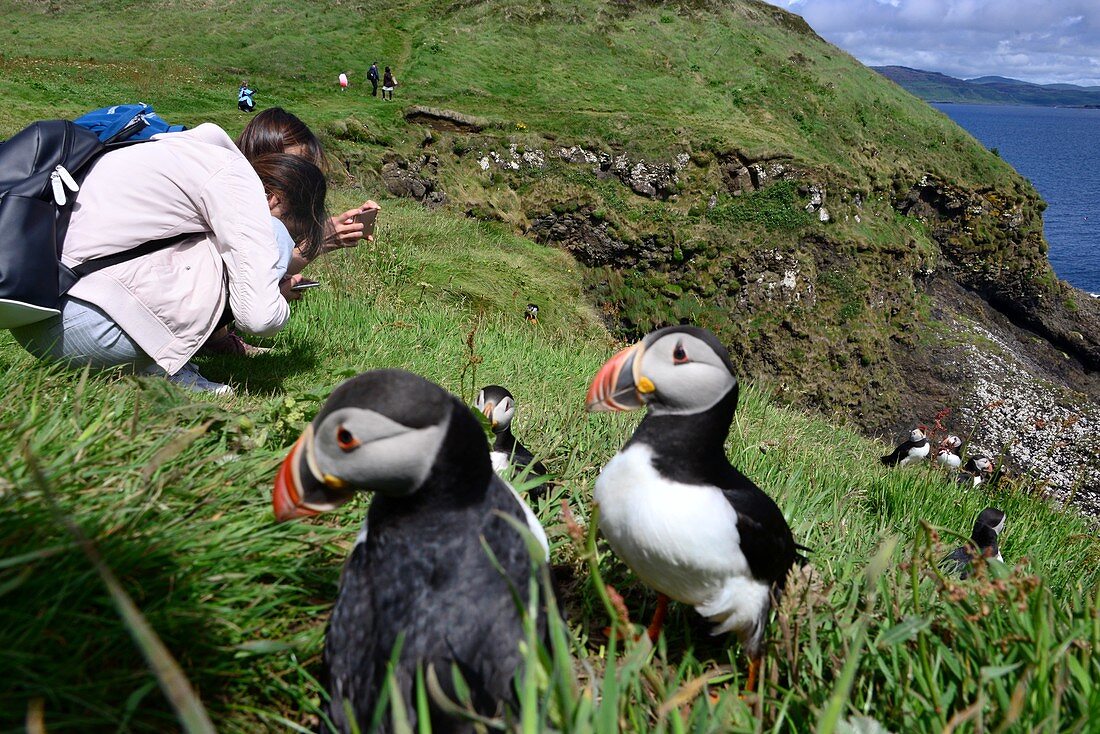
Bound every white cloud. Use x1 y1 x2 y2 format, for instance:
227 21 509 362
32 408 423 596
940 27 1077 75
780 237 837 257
760 0 1100 86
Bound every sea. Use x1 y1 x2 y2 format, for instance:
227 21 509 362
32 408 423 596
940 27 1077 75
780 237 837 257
933 103 1100 294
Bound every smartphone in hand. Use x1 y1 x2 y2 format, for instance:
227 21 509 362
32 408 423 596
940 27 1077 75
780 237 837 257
291 279 322 291
354 207 379 238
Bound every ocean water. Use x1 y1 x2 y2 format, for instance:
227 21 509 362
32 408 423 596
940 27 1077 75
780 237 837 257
933 103 1100 294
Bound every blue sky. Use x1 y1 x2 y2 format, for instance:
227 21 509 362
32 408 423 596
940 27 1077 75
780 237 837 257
762 1 1100 86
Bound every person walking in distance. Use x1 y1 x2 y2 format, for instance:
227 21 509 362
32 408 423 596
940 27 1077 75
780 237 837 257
338 72 349 92
368 62 380 97
381 66 397 100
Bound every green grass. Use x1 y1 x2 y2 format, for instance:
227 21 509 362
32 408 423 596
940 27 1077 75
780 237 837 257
0 0 1061 422
2 1 1099 731
2 198 1099 731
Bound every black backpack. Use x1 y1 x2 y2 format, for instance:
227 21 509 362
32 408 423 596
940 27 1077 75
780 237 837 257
0 120 186 329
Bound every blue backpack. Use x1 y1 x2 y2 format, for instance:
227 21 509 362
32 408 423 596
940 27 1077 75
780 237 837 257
73 103 186 144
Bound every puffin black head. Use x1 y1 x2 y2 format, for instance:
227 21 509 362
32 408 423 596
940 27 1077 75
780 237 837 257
586 325 737 415
273 369 466 522
969 507 1006 557
973 507 1006 538
475 385 515 433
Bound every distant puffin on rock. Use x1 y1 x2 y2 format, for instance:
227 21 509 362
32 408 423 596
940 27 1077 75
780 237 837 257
586 325 805 692
881 427 930 466
475 385 550 495
272 369 550 734
943 507 1006 579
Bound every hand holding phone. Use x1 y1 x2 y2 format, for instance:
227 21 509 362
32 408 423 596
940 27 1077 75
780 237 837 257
291 278 322 291
354 206 379 239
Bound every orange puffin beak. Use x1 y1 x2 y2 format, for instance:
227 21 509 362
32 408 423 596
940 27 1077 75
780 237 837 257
586 342 652 412
273 433 320 522
480 401 497 429
273 424 356 522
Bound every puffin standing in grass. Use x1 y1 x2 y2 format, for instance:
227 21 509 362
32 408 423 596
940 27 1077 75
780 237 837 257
959 455 995 486
936 435 964 470
586 325 802 692
943 507 1006 579
881 427 931 466
475 385 549 492
273 369 549 734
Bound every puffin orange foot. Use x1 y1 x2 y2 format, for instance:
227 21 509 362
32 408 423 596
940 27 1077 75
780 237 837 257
645 594 670 643
743 656 762 695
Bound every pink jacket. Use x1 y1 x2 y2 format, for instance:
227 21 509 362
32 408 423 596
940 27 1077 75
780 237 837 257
62 124 289 374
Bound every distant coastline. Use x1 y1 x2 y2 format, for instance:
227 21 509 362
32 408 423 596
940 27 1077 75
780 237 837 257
933 103 1100 294
874 65 1100 108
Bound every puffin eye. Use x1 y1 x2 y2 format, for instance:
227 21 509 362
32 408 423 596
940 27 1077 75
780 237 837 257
335 426 361 452
672 343 689 364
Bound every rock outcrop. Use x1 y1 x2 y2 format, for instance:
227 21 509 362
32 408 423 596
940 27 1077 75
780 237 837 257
381 153 447 207
403 106 489 133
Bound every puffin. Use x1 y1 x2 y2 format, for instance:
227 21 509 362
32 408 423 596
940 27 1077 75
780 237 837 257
881 427 930 466
524 303 539 324
935 435 963 470
272 369 550 734
474 385 549 491
586 325 803 692
943 507 1006 579
959 455 995 486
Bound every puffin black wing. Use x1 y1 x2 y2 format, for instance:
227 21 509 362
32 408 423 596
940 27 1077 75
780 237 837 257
719 471 799 589
322 482 545 733
942 545 974 579
416 487 546 722
881 441 913 466
881 446 902 465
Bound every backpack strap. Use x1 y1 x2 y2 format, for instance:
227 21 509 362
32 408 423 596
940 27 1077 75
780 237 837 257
58 232 196 295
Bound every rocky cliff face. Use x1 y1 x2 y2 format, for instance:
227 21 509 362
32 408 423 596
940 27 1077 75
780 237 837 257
312 0 1100 517
374 119 1100 516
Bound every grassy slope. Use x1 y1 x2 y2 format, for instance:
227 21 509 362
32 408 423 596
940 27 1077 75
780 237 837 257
1 0 1052 418
2 1 1100 731
0 0 1017 187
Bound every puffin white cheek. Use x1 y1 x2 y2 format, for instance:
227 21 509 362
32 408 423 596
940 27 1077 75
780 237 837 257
654 364 732 412
343 424 447 496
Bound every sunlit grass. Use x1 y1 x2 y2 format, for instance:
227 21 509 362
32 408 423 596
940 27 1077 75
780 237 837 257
1 198 1098 731
1 0 1097 730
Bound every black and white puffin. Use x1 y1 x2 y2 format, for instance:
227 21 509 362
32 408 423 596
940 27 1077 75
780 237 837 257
935 435 963 470
943 507 1006 579
959 455 995 486
586 325 802 692
524 303 539 324
272 369 549 733
881 427 930 466
474 385 549 490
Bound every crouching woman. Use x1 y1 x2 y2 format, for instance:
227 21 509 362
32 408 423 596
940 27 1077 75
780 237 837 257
11 124 326 394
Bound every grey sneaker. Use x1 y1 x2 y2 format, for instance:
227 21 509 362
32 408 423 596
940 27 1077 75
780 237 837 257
161 362 234 396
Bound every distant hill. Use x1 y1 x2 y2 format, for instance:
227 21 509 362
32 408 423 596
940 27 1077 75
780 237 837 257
874 65 1100 106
